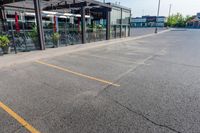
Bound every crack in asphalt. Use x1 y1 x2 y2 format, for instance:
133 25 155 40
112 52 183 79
107 94 181 133
98 83 182 133
98 82 182 133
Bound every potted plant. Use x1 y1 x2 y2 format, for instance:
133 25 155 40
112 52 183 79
52 32 60 48
0 35 10 54
29 26 39 49
97 24 103 30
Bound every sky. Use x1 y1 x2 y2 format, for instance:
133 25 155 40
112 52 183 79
102 0 200 17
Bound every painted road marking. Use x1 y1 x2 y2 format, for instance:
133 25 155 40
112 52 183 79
35 60 120 87
0 101 40 133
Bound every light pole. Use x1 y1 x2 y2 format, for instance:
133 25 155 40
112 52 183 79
155 0 161 33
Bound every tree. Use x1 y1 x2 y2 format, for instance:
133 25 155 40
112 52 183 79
167 15 177 27
167 13 190 27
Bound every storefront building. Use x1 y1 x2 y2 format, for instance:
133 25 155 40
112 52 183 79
0 0 131 53
186 13 200 28
131 16 166 28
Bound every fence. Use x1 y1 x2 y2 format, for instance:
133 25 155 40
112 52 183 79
0 23 128 54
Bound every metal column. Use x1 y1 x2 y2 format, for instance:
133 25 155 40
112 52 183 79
81 6 86 44
33 0 45 50
10 21 17 54
128 11 131 37
0 7 7 32
120 8 123 38
0 7 4 32
106 10 111 40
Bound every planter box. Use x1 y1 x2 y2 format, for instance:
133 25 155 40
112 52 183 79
1 46 11 54
0 49 3 56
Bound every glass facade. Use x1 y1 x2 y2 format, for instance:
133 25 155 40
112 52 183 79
110 7 121 39
111 7 121 25
3 9 84 51
122 9 131 24
122 9 131 37
85 12 107 43
110 5 131 39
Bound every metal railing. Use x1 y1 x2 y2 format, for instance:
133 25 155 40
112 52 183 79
86 28 107 43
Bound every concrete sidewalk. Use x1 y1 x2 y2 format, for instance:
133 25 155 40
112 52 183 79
0 29 170 69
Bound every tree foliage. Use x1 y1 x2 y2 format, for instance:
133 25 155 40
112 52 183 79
167 13 192 27
29 26 38 45
0 35 10 48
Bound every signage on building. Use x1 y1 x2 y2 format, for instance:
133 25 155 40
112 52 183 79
146 16 156 22
156 17 165 23
132 18 146 23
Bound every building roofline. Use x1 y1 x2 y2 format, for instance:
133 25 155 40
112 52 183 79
106 2 131 11
2 0 112 11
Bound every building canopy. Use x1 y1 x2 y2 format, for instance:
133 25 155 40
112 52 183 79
2 0 112 12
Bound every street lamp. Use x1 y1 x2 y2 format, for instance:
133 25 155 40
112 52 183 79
155 0 161 33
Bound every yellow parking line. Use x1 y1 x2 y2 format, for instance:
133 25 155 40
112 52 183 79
0 101 40 133
35 60 120 87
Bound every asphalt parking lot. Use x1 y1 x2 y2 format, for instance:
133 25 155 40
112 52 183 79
1 29 200 133
130 27 167 37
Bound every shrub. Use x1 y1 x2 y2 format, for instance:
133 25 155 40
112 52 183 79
52 32 60 45
29 26 38 45
0 35 10 48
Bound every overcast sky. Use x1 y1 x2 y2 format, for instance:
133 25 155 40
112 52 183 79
102 0 200 17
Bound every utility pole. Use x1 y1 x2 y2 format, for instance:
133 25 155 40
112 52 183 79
168 4 172 18
167 4 172 28
155 0 161 33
